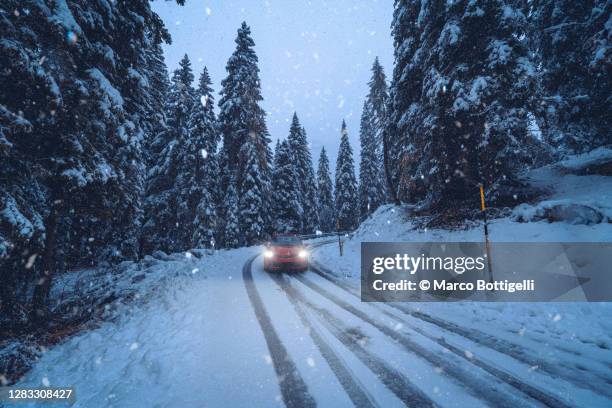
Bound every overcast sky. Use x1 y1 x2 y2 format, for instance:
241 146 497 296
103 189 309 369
152 0 394 167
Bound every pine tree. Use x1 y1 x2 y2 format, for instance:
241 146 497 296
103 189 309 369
238 135 268 245
223 179 241 249
0 0 178 318
287 113 319 233
218 22 269 179
335 121 359 231
387 0 546 210
367 58 389 202
143 41 171 168
358 100 382 220
188 67 219 249
316 147 335 232
385 0 425 204
272 140 303 233
217 22 271 246
531 0 611 152
142 54 195 254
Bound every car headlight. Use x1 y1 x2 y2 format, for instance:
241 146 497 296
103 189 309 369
264 250 274 258
298 249 308 258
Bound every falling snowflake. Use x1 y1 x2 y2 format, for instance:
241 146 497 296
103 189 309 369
66 31 78 44
25 253 37 269
552 313 562 322
464 350 474 359
205 7 212 16
130 342 139 351
200 148 208 159
306 357 315 367
192 268 199 274
42 376 50 387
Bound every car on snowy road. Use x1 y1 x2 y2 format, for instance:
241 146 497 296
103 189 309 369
263 234 309 272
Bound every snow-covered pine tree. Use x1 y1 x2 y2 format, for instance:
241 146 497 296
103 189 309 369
218 22 269 181
388 0 546 210
385 0 425 204
143 41 171 168
214 146 231 245
287 113 319 233
271 140 304 233
142 54 195 254
335 121 359 231
316 147 335 232
188 67 219 249
259 123 275 239
358 100 381 220
531 0 611 152
0 0 177 318
238 135 268 245
223 179 241 249
366 57 389 203
217 22 272 246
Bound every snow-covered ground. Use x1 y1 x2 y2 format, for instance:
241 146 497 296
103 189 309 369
6 152 612 407
312 156 612 406
10 247 288 407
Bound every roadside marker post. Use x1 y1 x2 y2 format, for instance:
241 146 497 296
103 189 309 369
480 184 494 284
337 221 344 256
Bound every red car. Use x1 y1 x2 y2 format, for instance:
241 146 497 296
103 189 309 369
263 234 309 272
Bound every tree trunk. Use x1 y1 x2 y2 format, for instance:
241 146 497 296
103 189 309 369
383 129 400 205
31 205 58 321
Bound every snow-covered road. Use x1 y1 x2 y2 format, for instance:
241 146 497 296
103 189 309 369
244 242 612 408
10 239 612 407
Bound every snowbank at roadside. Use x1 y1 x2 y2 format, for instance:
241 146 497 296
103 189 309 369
313 159 612 364
7 246 288 408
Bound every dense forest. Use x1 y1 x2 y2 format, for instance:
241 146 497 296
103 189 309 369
1 0 610 327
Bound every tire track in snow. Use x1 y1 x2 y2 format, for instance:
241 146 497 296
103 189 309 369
271 272 435 408
267 272 379 408
309 256 612 400
242 255 316 408
291 271 572 408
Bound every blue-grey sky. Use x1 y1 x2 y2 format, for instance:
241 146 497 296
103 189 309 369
152 0 394 167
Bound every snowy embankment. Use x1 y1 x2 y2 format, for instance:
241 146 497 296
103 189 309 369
6 247 287 407
313 152 612 379
1 248 226 385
